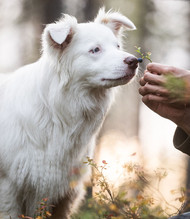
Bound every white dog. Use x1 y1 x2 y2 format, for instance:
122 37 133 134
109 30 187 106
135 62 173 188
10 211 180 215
0 8 138 219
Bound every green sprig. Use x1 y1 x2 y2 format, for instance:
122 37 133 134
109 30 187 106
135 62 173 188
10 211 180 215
135 46 152 63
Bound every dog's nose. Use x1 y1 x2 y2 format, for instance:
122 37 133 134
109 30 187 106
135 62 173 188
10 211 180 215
124 56 138 69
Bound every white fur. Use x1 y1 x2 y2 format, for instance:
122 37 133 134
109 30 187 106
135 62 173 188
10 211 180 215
0 8 137 219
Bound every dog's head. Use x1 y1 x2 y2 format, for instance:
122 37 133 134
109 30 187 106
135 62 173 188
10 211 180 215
42 8 138 88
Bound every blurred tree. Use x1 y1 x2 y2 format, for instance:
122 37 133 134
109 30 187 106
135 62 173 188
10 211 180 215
23 0 63 24
19 0 64 64
83 0 101 21
63 0 102 22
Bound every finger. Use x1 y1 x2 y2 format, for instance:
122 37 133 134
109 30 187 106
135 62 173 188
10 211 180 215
146 63 173 75
139 84 169 97
142 94 185 106
146 62 188 76
144 72 165 85
139 77 146 86
142 94 168 103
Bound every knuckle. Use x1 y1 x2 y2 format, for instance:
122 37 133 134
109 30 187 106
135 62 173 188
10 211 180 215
139 87 143 95
143 94 150 102
139 77 144 85
155 88 160 95
139 87 145 95
147 63 153 70
165 66 176 74
143 73 150 82
146 94 152 101
144 85 149 92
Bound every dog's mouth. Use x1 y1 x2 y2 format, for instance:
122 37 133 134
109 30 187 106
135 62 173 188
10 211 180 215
101 72 135 82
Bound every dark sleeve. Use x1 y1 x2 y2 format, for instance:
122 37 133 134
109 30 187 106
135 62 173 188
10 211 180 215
173 127 190 156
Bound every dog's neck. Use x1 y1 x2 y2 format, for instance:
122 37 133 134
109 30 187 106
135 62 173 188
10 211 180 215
38 57 115 119
29 57 116 160
32 58 116 147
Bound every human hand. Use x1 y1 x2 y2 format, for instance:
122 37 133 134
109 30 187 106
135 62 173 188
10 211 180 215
139 63 190 135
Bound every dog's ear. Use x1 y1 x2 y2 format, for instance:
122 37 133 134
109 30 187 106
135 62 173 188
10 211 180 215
94 8 136 36
43 15 77 50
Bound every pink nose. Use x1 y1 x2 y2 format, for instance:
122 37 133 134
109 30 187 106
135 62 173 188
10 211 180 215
124 56 138 69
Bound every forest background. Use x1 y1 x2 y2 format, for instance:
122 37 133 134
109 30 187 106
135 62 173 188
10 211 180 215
0 0 189 217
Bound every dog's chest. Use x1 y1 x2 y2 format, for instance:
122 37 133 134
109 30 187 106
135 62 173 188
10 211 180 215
16 149 88 200
13 91 112 201
16 120 97 196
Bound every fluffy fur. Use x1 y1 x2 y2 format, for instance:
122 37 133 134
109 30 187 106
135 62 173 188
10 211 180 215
0 8 137 219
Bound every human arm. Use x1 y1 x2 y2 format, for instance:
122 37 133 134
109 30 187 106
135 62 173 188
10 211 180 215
139 63 190 154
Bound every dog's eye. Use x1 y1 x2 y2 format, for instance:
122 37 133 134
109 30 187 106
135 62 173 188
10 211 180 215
89 47 100 54
94 47 100 53
117 44 120 49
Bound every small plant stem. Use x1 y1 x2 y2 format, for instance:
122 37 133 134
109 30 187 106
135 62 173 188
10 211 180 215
148 184 179 212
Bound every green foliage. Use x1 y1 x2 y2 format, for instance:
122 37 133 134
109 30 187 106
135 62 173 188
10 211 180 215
163 74 186 100
72 158 187 219
135 46 152 63
19 158 187 219
19 198 52 219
